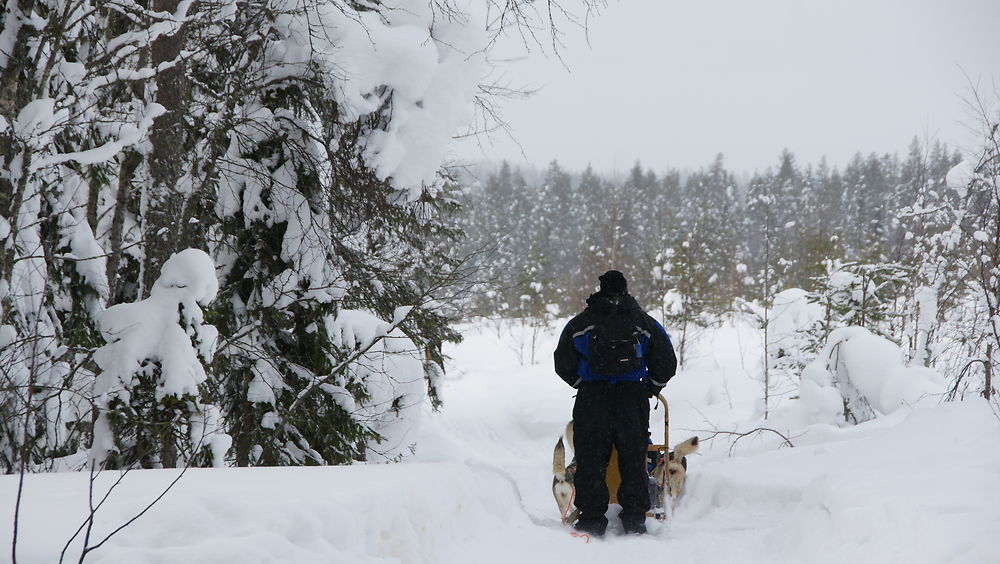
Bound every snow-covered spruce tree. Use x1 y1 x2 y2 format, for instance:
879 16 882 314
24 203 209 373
842 153 882 260
2 0 498 471
744 171 789 306
807 261 909 342
648 169 683 316
573 165 615 304
765 289 823 408
533 160 575 312
678 154 739 314
92 249 227 469
488 167 558 362
613 162 659 306
0 0 191 471
792 162 845 289
653 158 739 362
202 1 485 465
456 162 519 318
0 168 110 472
461 161 544 323
743 173 779 416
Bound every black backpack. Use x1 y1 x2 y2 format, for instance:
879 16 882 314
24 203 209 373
588 315 642 376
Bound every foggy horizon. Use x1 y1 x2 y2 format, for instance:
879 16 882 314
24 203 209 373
454 0 1000 176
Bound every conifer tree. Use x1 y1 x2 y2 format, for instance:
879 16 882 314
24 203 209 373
573 165 613 305
2 0 493 471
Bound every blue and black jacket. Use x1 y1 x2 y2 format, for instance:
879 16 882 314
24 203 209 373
553 291 677 393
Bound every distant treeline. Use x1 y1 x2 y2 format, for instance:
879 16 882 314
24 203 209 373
459 139 962 319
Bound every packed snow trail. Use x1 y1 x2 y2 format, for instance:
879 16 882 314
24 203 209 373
416 320 1000 563
2 319 999 563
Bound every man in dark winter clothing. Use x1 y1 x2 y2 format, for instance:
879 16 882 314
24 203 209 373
553 270 677 536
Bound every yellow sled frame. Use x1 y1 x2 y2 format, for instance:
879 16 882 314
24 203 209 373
604 394 670 520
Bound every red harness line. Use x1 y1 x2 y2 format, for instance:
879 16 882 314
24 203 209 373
561 486 576 524
563 481 589 542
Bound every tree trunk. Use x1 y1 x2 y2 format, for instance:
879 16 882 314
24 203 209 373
0 0 40 289
160 426 178 468
985 343 994 401
106 151 143 305
142 0 193 296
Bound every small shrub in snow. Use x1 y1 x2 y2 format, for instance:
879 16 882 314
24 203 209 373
766 289 824 396
92 249 228 468
736 288 823 415
807 260 910 343
796 326 946 425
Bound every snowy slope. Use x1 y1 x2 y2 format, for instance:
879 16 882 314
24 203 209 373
2 319 999 563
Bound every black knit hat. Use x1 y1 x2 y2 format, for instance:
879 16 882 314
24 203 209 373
599 270 628 295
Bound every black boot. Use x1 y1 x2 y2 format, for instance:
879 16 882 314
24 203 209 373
574 515 607 537
621 518 647 535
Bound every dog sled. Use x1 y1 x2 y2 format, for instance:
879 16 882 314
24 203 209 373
606 394 675 520
553 394 698 525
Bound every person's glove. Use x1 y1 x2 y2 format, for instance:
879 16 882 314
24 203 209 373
644 381 663 399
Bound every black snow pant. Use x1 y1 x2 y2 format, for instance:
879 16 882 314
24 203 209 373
572 380 650 531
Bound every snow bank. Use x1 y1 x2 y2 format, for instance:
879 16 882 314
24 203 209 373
0 462 527 564
769 326 947 428
677 400 1000 564
824 327 945 417
3 319 998 563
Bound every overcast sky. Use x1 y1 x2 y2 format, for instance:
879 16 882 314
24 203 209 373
453 0 1000 175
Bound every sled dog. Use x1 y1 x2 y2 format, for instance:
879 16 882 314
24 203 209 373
552 421 698 522
651 436 699 509
552 422 579 524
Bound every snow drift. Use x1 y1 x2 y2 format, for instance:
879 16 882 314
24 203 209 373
790 326 948 426
3 320 996 564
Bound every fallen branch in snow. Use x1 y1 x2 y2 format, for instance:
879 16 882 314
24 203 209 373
59 461 128 564
59 430 207 563
691 426 797 456
11 372 32 564
946 359 990 402
74 463 193 563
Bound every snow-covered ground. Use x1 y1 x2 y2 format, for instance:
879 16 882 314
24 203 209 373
3 318 999 563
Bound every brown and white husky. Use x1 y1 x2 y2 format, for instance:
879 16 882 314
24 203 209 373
651 436 699 509
552 422 579 524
